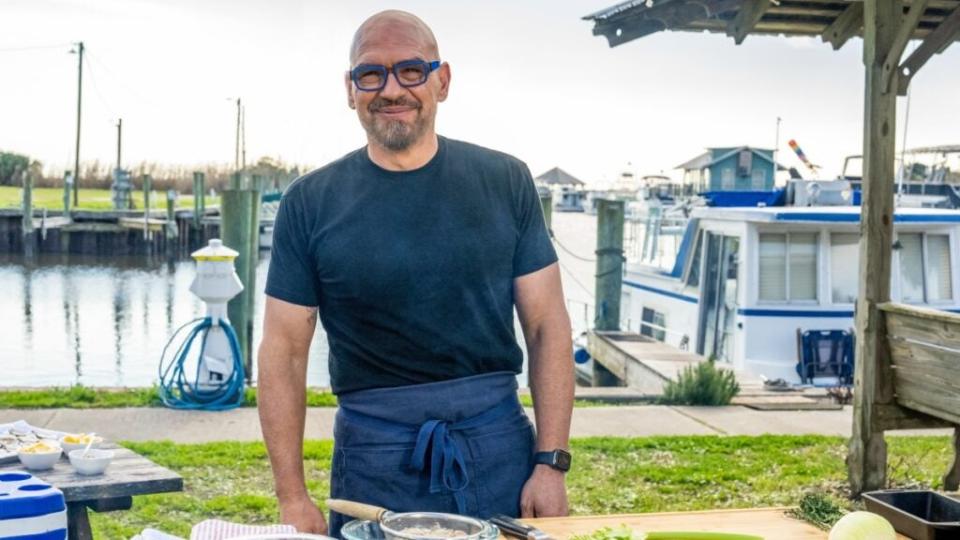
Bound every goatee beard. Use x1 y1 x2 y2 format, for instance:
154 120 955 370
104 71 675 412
365 98 426 151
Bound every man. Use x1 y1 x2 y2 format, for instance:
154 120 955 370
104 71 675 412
257 10 574 537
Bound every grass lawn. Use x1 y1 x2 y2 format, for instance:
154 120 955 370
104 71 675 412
0 387 638 409
0 386 338 408
90 435 953 538
0 186 218 211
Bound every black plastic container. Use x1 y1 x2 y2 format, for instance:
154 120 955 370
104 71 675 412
863 490 960 540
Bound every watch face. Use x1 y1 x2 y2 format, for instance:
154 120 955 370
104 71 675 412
556 450 572 470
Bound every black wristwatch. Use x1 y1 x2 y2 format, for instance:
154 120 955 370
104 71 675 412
534 449 572 472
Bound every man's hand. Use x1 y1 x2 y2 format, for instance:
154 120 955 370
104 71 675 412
279 494 328 534
519 465 569 518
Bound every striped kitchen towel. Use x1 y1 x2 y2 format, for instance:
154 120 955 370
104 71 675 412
189 519 297 540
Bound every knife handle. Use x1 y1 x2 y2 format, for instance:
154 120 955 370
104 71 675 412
489 515 536 540
326 499 388 522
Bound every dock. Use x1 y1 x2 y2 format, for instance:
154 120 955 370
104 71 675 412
586 331 839 410
0 207 276 255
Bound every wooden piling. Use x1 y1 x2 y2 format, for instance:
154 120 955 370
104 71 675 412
193 171 205 229
165 190 178 256
62 171 72 214
593 199 625 386
142 174 152 242
222 188 258 381
595 199 624 330
21 168 34 257
539 191 553 231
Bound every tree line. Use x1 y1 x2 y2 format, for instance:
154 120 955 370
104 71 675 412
0 150 307 193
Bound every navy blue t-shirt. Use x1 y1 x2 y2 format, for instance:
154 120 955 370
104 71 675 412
265 136 557 394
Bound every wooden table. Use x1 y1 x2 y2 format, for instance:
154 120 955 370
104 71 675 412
524 508 910 539
0 443 182 540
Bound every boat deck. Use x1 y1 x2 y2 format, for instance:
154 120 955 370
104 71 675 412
586 331 839 410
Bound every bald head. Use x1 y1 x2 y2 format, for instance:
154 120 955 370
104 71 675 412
350 10 439 65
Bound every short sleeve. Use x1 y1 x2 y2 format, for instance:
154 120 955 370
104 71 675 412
264 183 321 306
512 164 558 277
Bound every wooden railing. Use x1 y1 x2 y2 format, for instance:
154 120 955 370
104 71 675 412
872 302 960 490
884 303 960 426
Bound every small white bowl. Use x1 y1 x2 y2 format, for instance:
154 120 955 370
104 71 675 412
68 449 114 476
59 436 103 454
18 447 62 471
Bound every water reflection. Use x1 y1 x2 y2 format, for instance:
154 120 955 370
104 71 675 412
0 252 330 387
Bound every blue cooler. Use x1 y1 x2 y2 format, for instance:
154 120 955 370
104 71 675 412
0 472 67 540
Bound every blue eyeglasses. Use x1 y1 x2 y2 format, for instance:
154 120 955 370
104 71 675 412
350 59 441 92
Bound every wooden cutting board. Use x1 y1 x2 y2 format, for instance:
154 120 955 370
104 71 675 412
521 508 911 539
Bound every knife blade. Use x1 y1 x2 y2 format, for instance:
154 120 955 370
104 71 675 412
489 515 553 540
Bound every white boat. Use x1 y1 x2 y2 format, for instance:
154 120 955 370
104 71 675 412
621 183 960 384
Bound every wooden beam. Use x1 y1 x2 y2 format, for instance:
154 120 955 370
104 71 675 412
822 2 865 49
848 0 899 497
728 0 772 43
882 0 931 92
896 4 960 94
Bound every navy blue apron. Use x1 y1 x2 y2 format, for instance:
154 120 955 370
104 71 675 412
328 372 535 538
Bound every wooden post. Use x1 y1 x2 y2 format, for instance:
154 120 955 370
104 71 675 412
222 188 257 381
230 172 241 190
848 0 899 496
63 170 72 214
143 174 152 241
193 171 205 229
595 199 625 331
165 190 178 255
593 199 625 386
539 190 553 231
21 168 35 257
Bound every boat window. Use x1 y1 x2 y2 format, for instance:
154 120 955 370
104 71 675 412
927 235 953 301
759 234 787 301
685 231 704 290
789 233 817 300
900 233 925 302
640 307 666 342
830 233 859 303
759 232 819 302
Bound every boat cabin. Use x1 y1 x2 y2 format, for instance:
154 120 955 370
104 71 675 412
623 203 960 383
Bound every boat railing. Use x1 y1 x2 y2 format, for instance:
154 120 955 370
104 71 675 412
623 212 689 268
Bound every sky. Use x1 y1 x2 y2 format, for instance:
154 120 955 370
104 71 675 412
1 0 959 186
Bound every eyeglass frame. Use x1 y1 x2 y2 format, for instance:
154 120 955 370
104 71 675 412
349 59 442 92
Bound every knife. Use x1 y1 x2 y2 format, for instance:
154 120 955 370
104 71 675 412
489 515 553 540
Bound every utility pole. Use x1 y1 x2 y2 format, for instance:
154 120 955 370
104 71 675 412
773 116 781 185
116 118 122 171
235 98 241 171
72 41 84 207
241 104 246 171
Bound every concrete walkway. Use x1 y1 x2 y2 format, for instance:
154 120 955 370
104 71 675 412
2 405 951 443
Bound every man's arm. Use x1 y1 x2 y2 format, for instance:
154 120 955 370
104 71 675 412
514 262 574 518
258 295 327 533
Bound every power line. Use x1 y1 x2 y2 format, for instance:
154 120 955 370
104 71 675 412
83 54 119 121
0 43 72 54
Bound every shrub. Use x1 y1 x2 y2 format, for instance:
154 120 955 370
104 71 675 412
660 359 740 405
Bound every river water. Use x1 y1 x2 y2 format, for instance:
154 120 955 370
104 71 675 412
0 212 604 388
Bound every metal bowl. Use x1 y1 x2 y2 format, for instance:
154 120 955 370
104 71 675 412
341 515 498 540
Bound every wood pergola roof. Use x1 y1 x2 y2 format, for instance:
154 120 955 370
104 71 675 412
583 0 960 93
